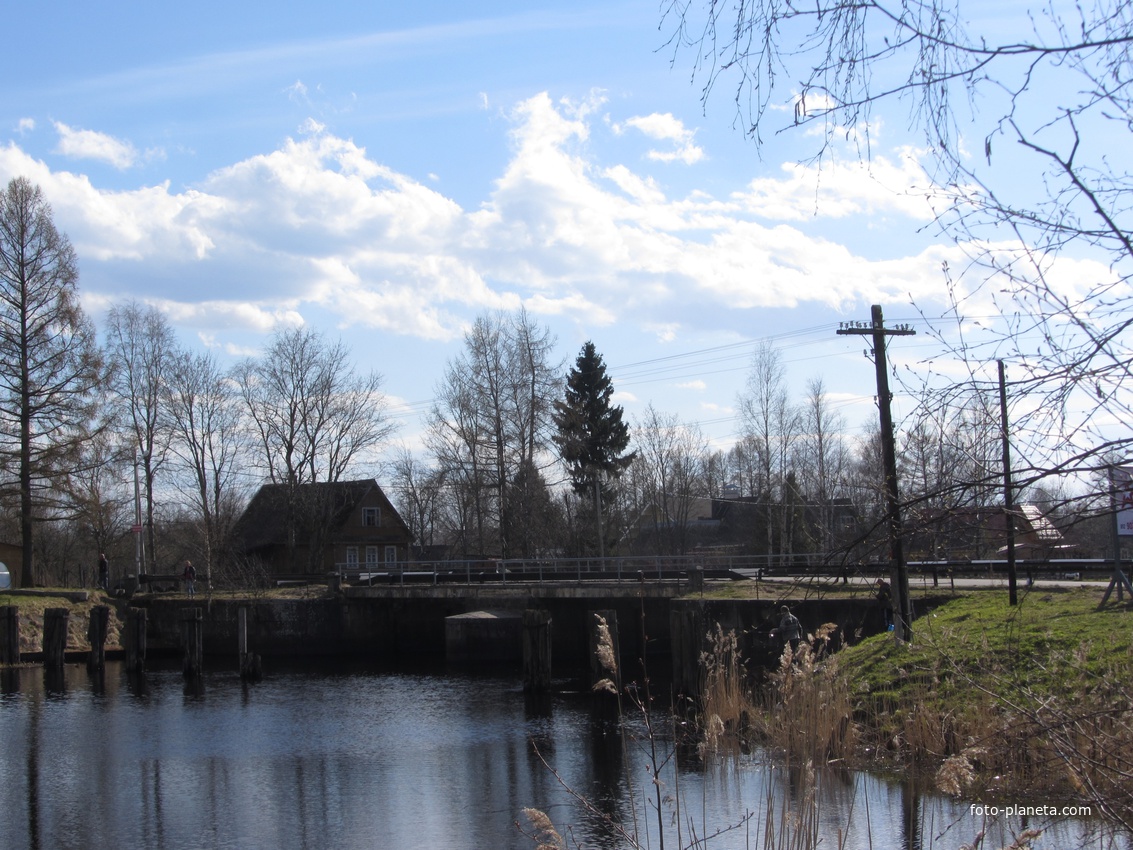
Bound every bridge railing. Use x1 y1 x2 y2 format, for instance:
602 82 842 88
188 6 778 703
335 551 829 586
333 555 1117 586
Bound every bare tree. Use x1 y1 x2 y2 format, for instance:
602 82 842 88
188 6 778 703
62 427 133 583
798 377 850 553
0 177 103 587
235 326 393 571
389 446 446 555
737 342 800 561
631 404 709 556
426 309 560 558
104 301 175 570
163 348 246 576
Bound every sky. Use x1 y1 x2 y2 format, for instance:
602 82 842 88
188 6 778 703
0 0 1094 464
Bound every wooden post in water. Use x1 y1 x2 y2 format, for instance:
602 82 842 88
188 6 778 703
124 608 147 673
589 610 621 698
43 608 70 669
669 605 703 699
0 605 20 665
237 605 262 682
181 607 203 680
521 609 552 693
87 605 111 670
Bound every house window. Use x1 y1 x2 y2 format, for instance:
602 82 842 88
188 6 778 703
345 547 359 567
365 546 378 566
385 546 398 564
362 507 380 527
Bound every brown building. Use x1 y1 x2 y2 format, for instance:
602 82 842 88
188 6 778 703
233 479 412 577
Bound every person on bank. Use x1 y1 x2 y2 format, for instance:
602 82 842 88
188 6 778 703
876 578 893 630
98 553 109 592
772 605 803 654
183 560 196 597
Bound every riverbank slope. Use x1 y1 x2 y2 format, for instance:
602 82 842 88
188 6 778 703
821 587 1132 826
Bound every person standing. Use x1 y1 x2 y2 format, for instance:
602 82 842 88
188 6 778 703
98 553 109 592
876 578 893 630
182 560 197 597
773 605 803 654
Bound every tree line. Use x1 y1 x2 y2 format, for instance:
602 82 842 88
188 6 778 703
0 174 1114 588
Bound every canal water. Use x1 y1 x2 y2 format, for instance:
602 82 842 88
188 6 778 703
0 659 1126 850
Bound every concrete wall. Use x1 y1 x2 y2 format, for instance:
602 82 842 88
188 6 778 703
132 588 950 675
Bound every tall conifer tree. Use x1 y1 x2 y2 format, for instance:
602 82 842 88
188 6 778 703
552 341 634 502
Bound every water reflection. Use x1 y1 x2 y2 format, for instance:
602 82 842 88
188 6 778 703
0 660 1127 850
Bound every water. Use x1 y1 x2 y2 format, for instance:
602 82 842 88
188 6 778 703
0 660 1126 850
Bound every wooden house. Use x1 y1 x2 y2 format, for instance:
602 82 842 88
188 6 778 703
233 479 413 577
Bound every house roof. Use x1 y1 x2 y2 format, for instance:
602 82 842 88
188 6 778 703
1017 504 1063 543
233 478 409 552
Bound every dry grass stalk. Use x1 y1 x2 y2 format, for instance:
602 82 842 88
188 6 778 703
753 625 856 765
519 808 565 850
698 624 750 754
594 615 617 677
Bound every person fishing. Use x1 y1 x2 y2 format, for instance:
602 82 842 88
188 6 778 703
772 605 803 654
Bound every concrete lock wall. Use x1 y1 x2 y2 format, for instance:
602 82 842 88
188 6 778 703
130 590 947 672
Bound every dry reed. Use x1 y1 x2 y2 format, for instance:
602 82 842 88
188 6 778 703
749 623 857 766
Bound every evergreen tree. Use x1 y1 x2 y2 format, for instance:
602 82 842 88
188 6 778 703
552 341 635 502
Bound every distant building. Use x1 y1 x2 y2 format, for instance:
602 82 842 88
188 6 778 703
906 504 1073 561
232 479 412 577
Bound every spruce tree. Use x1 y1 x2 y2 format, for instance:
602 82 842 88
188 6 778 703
552 341 634 501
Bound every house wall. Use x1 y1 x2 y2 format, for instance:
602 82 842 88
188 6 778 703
332 492 411 568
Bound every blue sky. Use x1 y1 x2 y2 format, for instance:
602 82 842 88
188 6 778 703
1 0 1082 459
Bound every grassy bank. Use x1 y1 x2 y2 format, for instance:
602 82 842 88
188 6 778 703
0 590 126 655
743 586 1133 827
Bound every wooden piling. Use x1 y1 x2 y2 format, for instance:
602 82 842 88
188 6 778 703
521 609 552 693
43 608 70 669
669 605 703 699
589 609 621 698
87 605 110 670
237 606 262 682
181 607 203 680
0 605 19 665
124 608 147 673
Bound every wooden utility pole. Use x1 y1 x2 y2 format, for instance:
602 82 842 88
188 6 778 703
838 306 915 641
998 360 1019 606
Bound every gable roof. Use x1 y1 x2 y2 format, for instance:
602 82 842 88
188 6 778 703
233 479 409 552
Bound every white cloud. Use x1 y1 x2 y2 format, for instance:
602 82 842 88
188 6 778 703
621 112 704 165
0 91 1060 360
299 117 326 135
677 380 707 390
17 118 34 134
733 149 933 222
53 122 139 169
285 80 309 103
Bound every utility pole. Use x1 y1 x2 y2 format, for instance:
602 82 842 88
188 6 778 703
998 360 1019 606
838 306 916 642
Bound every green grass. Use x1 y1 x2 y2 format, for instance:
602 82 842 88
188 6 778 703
830 585 1133 806
842 586 1133 704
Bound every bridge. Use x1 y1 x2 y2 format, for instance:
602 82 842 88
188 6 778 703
330 553 1117 587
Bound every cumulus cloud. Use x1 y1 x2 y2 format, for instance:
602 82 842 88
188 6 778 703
620 112 703 165
733 149 933 221
0 91 1002 356
53 122 139 169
